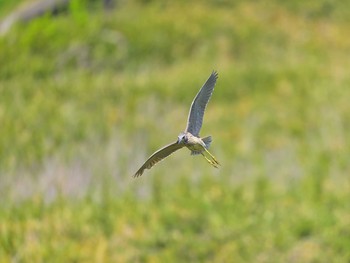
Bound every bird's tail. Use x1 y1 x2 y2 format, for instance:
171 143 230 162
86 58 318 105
202 136 212 149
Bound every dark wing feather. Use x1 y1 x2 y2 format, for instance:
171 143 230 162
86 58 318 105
185 71 218 136
133 142 184 177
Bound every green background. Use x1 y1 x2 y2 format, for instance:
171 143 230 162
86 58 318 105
1 0 350 261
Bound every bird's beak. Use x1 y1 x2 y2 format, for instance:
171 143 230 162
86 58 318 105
177 136 181 144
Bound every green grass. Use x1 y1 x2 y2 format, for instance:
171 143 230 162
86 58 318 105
1 178 350 262
1 0 350 261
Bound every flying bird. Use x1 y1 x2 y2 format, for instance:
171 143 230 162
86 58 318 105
134 71 220 177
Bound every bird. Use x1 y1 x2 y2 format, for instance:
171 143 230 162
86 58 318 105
133 71 220 177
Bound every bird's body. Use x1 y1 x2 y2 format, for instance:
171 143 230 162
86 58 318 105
185 133 206 152
179 132 207 153
134 71 220 177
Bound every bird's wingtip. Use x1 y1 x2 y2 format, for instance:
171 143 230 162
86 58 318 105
132 171 142 178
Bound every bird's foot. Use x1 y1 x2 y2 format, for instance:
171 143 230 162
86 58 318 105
203 148 220 166
201 153 219 168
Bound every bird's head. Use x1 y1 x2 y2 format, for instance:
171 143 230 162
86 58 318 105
177 133 188 144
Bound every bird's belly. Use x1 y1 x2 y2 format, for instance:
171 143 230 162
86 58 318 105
186 143 204 152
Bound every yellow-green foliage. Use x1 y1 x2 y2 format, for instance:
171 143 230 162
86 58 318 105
1 180 350 262
1 0 350 261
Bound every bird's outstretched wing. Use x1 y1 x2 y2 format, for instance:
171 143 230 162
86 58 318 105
133 142 184 177
185 71 218 136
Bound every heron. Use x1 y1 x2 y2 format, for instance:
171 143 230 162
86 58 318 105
133 71 220 177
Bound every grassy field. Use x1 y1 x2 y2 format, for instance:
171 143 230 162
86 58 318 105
1 0 350 262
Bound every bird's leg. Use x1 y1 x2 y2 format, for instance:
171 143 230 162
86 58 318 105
201 153 219 168
203 148 220 166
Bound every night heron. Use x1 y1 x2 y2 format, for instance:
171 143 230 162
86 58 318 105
133 71 220 177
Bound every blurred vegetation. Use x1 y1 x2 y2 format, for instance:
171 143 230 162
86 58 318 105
0 0 350 262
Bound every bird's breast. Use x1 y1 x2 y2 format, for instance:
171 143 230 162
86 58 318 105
185 136 205 152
